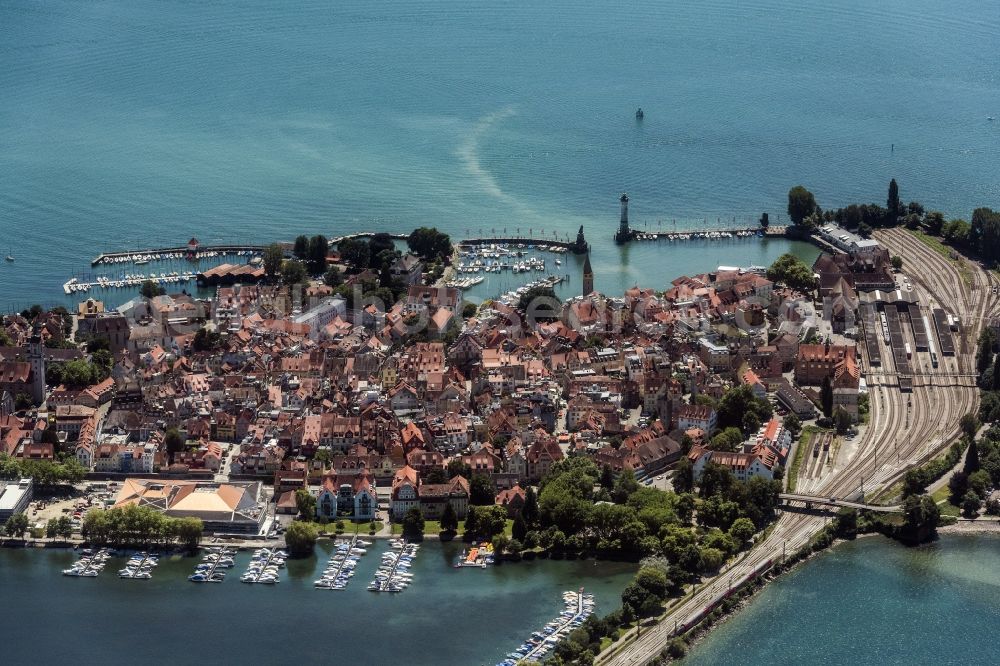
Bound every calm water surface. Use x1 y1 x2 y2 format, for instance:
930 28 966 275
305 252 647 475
1 0 997 307
0 541 635 665
684 535 1000 666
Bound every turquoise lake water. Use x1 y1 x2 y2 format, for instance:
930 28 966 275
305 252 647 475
1 0 998 308
0 542 635 665
684 534 1000 666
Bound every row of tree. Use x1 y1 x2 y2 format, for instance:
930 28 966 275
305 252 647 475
292 234 331 274
0 454 87 486
81 505 203 549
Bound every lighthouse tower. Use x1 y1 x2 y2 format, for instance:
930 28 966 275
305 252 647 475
614 193 634 244
28 325 45 405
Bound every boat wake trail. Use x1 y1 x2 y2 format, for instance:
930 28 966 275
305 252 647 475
457 106 537 220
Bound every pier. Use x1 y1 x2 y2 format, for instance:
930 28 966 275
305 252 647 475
315 535 370 590
92 244 266 267
189 547 235 583
330 232 409 245
369 541 418 592
118 552 157 580
498 589 595 665
459 237 579 252
627 226 787 242
240 547 286 584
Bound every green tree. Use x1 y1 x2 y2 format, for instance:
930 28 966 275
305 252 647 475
401 507 425 540
284 521 318 557
943 219 970 245
263 243 284 278
890 255 903 270
139 280 165 299
323 265 343 287
901 494 940 543
621 581 660 618
787 185 818 226
293 235 310 259
976 328 996 378
698 546 726 573
440 502 459 534
307 235 329 274
57 516 73 540
599 464 615 490
173 517 204 548
833 407 853 435
281 259 308 285
698 462 735 499
192 327 223 352
461 302 477 319
970 207 1000 263
925 211 946 235
467 505 507 540
834 507 858 539
511 512 527 541
612 469 641 503
962 490 981 517
338 238 371 269
673 456 694 494
961 413 981 441
964 437 981 474
766 253 817 292
728 517 755 548
407 227 452 261
717 384 773 434
4 512 29 539
887 178 901 222
423 468 447 484
710 427 745 452
522 486 539 527
783 413 801 437
368 233 396 260
968 469 991 498
447 459 472 480
469 474 495 505
164 428 185 462
295 488 316 520
46 518 59 539
820 376 834 417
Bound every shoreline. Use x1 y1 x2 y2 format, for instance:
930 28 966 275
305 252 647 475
672 528 1000 661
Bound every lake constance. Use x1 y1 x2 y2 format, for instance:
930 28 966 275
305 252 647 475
0 542 635 665
683 535 1000 666
1 0 998 308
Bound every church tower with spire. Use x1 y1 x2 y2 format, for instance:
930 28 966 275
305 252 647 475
614 192 634 244
582 253 594 296
28 324 45 405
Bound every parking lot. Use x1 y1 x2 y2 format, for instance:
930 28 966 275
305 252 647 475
28 481 121 532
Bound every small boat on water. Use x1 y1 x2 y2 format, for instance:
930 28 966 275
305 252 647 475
635 107 644 120
4 248 12 262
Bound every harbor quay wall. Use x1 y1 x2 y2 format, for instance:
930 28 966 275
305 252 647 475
92 244 269 266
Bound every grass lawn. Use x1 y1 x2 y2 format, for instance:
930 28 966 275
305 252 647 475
931 485 961 517
389 521 450 536
909 229 972 285
390 518 514 537
787 426 820 493
301 520 382 535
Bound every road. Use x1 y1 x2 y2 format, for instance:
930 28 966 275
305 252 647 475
601 229 1000 665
